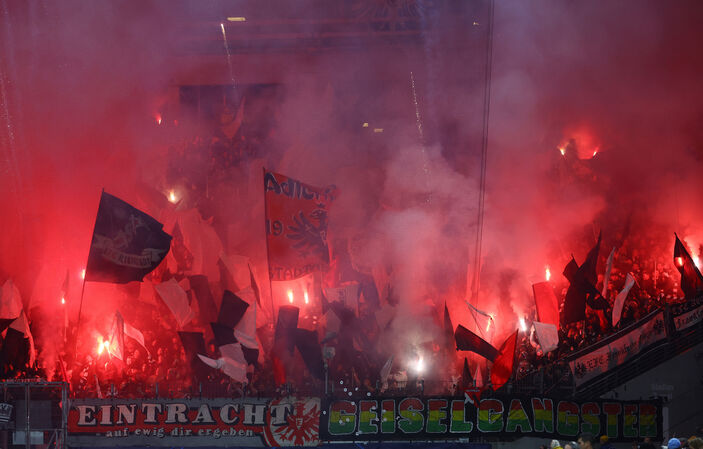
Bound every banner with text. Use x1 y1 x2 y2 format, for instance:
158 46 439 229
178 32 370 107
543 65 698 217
67 397 319 447
673 303 703 332
569 311 666 386
264 170 337 281
320 396 662 443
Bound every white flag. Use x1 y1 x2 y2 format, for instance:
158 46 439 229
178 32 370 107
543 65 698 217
219 254 251 294
533 321 559 353
108 312 125 360
234 288 258 350
198 343 248 384
220 343 249 383
324 282 360 311
154 278 195 328
95 375 103 399
374 303 395 330
198 354 223 369
137 280 158 305
176 209 223 281
380 355 394 381
612 273 636 326
124 321 149 355
465 300 494 338
474 365 483 388
379 355 394 392
602 247 616 297
0 279 23 320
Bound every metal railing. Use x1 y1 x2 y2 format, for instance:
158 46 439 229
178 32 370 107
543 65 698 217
0 380 68 449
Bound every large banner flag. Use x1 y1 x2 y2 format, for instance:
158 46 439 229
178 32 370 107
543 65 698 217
86 191 172 283
264 170 336 281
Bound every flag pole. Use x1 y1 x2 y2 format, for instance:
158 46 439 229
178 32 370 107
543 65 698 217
75 189 103 355
262 168 277 326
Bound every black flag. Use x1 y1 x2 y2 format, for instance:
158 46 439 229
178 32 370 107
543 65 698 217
189 275 218 324
218 290 249 328
674 234 703 299
581 231 602 286
562 256 579 283
248 264 262 307
85 192 171 283
460 357 473 390
454 325 499 361
562 234 605 325
274 305 300 356
1 327 29 369
294 328 324 380
210 322 237 347
177 331 208 381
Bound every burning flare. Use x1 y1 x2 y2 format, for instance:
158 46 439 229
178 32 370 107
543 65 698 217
155 113 162 125
545 266 551 281
304 291 309 305
61 297 65 305
413 356 424 374
287 290 294 304
168 189 177 203
559 147 566 156
81 269 86 280
96 336 110 356
694 255 701 269
675 256 684 268
519 317 527 332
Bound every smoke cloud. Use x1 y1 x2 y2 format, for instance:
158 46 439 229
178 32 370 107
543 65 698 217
1 0 702 379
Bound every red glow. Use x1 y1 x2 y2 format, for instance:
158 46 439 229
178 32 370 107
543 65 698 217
81 269 86 280
155 113 162 125
304 291 309 304
61 297 65 305
559 147 566 156
675 256 684 267
545 266 551 281
287 290 294 304
562 125 601 159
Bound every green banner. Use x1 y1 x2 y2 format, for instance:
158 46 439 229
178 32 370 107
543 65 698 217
320 395 662 442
